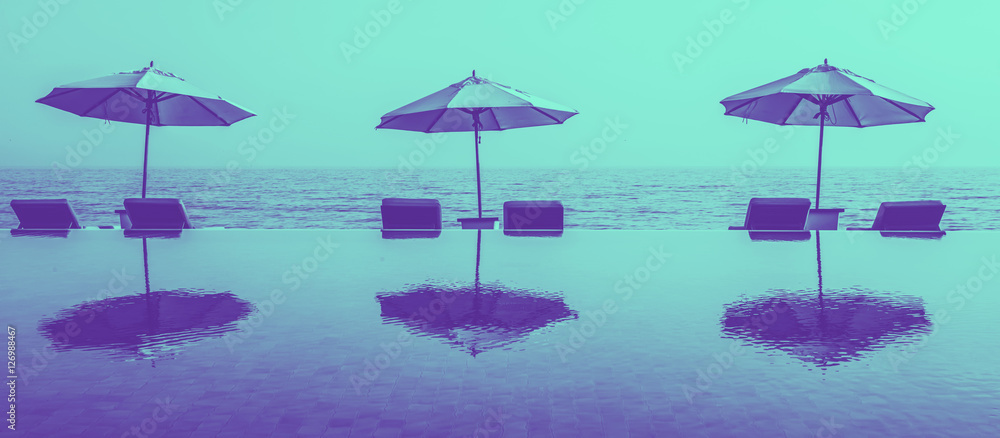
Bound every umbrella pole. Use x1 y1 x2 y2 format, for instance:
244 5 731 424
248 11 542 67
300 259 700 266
815 230 823 294
142 236 159 368
141 96 152 198
475 229 482 293
142 236 151 295
474 120 483 218
815 104 826 209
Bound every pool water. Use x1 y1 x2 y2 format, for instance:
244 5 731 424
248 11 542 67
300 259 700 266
2 230 998 437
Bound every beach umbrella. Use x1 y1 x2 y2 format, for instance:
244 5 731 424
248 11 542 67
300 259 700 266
36 61 255 198
39 237 254 363
377 231 577 356
376 71 578 219
721 59 934 208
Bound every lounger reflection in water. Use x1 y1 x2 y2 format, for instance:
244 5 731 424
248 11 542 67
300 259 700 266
503 200 564 237
729 198 812 240
380 198 441 239
848 200 946 238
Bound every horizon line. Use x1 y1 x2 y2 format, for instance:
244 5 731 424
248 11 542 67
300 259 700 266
3 165 999 170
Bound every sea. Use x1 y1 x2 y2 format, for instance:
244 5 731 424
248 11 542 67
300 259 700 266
1 167 998 230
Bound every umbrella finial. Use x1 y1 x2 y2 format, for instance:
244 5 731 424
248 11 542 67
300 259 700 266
824 58 828 65
472 69 476 78
150 60 154 68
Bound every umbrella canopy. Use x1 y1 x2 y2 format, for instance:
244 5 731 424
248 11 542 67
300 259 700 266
721 59 934 207
377 71 578 218
377 72 578 132
36 61 255 197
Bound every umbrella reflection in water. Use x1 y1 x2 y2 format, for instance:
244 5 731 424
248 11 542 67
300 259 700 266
377 231 577 357
722 231 932 367
39 237 254 364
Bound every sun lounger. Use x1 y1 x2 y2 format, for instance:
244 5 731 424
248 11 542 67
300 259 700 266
852 200 946 231
10 199 82 229
503 200 564 237
122 198 194 230
381 198 441 230
729 198 811 230
847 200 946 237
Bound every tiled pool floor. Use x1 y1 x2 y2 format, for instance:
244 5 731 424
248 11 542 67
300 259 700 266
2 230 999 437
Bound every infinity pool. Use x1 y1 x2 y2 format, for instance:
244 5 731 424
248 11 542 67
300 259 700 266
2 230 998 437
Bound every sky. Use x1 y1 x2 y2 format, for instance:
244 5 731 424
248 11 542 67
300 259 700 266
0 0 997 171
